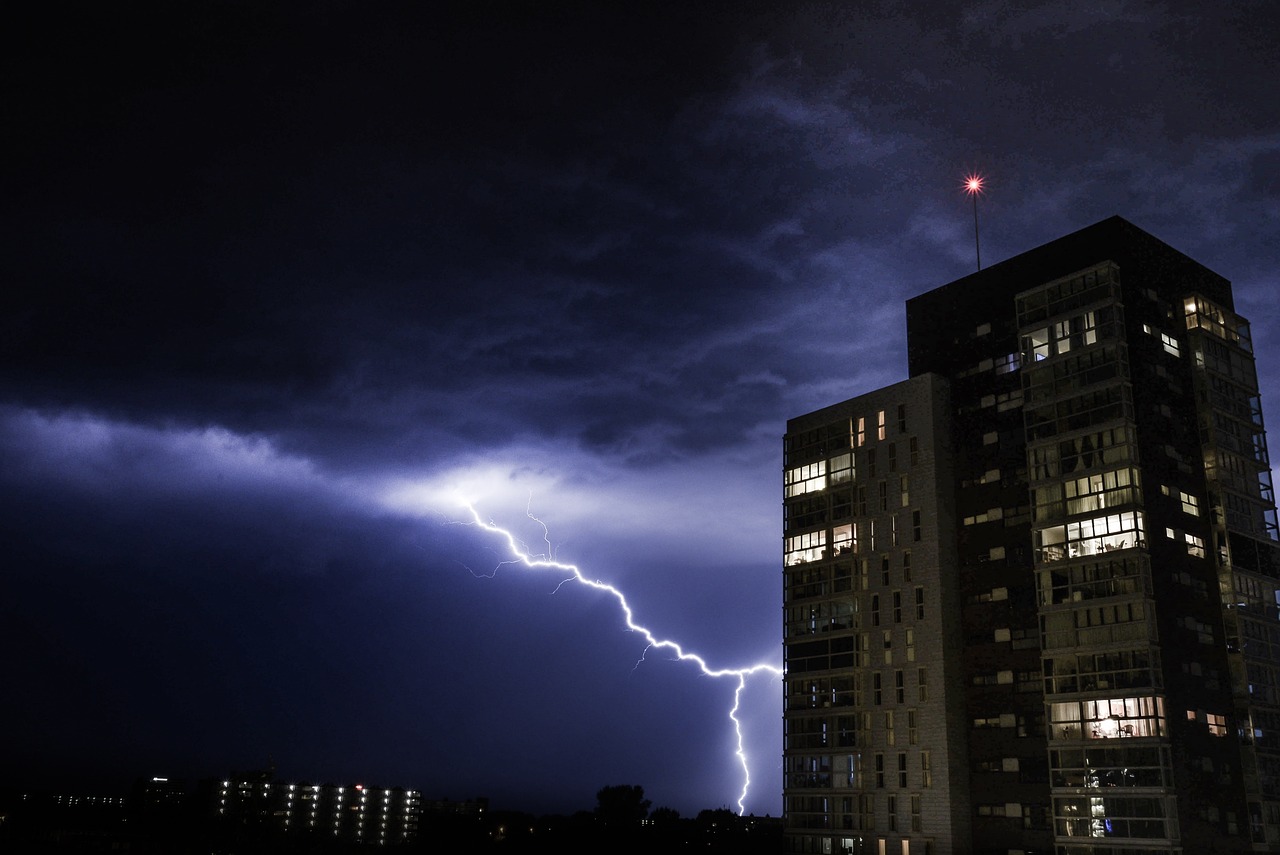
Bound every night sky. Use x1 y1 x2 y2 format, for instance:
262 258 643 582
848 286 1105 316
3 2 1278 818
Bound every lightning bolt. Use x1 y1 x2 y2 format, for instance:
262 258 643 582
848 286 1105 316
462 502 781 815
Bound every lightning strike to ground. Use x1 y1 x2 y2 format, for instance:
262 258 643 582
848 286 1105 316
462 502 782 815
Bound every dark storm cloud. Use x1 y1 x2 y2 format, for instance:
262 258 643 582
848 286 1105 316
3 0 1279 817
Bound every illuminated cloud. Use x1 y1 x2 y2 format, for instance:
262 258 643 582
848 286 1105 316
1 405 784 812
0 406 324 495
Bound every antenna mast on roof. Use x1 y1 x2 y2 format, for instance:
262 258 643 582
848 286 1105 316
963 173 985 271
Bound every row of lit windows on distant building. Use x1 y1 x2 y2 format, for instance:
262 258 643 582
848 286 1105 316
217 779 420 841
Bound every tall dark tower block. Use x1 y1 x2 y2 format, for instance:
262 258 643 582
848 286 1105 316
783 217 1280 855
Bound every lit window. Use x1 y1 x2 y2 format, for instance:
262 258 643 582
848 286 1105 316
1049 695 1166 740
828 453 854 485
785 530 826 565
785 461 827 497
1036 511 1144 562
833 523 854 555
1059 467 1137 516
995 352 1020 374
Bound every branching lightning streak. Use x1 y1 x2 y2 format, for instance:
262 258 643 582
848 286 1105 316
463 502 781 815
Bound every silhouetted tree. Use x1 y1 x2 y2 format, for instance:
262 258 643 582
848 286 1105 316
594 784 650 829
649 805 680 825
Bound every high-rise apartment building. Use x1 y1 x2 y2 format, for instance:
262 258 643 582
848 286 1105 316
783 216 1280 855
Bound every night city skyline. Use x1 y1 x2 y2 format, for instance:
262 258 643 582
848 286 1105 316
3 2 1279 821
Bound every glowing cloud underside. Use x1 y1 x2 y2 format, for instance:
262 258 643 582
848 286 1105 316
462 502 782 815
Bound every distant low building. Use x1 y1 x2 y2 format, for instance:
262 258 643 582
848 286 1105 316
210 769 421 846
0 788 128 849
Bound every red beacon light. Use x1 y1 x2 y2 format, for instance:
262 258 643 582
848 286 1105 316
962 171 986 270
